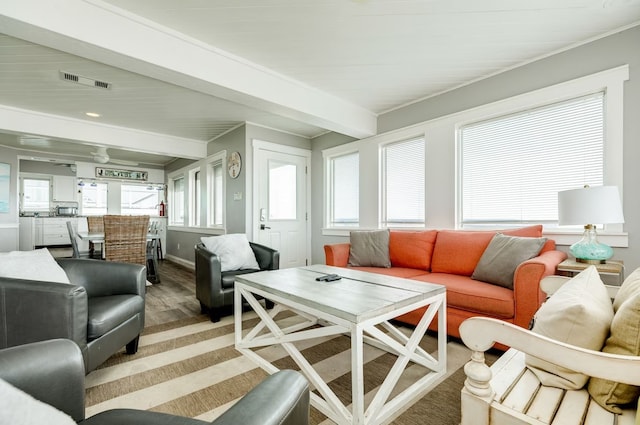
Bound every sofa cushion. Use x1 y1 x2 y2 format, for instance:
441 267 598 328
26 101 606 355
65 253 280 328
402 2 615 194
87 295 144 340
412 273 515 318
471 234 547 289
346 266 430 279
389 230 438 271
526 266 613 389
431 225 543 276
348 230 391 268
588 267 640 413
221 268 261 289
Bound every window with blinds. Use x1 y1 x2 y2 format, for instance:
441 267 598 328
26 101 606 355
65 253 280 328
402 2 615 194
381 137 425 227
460 92 604 227
328 152 359 227
170 176 185 225
208 161 223 227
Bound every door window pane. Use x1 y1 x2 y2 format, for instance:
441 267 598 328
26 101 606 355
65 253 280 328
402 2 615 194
268 160 296 220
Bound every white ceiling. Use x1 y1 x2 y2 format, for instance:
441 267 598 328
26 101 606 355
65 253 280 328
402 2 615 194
0 0 639 167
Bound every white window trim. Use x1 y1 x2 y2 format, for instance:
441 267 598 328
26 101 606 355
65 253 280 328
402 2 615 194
167 173 185 226
188 167 201 227
379 137 427 229
322 65 628 246
167 150 228 234
323 149 360 230
205 150 226 229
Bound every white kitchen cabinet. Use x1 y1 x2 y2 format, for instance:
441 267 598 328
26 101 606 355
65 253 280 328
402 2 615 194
52 176 77 202
34 217 76 247
19 217 35 250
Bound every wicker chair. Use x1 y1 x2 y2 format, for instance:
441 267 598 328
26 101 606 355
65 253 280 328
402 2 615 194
86 215 104 259
103 215 149 267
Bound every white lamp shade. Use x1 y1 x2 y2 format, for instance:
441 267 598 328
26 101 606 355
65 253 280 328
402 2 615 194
558 185 624 225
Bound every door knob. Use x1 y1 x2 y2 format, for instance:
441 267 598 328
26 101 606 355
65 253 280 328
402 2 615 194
260 224 271 230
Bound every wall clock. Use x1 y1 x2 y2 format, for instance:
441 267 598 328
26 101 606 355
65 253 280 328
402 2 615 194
228 151 242 179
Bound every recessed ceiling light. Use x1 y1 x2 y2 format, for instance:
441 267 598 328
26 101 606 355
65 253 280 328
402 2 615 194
85 112 101 118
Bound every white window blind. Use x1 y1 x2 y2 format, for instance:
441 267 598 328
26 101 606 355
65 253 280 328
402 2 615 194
329 152 359 227
382 138 425 227
460 92 604 226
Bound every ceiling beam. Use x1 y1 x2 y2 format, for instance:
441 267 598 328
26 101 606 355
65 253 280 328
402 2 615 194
0 0 377 139
0 105 207 160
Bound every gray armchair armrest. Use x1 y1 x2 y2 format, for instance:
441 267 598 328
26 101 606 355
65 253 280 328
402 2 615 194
0 277 88 350
249 242 280 270
57 259 146 298
211 370 309 425
0 339 86 422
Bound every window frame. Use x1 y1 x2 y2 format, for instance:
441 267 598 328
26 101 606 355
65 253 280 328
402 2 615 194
20 174 52 213
324 150 360 229
206 151 226 229
168 174 185 226
379 137 426 229
189 167 201 227
321 65 628 249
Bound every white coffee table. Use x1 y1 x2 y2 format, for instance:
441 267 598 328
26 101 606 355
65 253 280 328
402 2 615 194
234 264 447 425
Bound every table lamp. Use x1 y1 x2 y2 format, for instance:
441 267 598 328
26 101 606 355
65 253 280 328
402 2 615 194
558 185 624 264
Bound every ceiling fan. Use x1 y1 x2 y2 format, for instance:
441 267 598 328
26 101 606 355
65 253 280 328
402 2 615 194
91 147 138 166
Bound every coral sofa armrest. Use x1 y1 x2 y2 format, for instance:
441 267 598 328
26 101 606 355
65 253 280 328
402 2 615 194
211 369 310 425
250 242 280 270
0 277 88 350
0 339 86 422
512 249 568 329
56 259 146 298
324 243 351 267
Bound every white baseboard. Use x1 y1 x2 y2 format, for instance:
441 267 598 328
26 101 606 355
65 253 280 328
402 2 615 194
165 254 195 271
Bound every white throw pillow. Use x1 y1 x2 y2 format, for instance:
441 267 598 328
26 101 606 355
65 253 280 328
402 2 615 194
525 266 613 389
201 234 260 272
0 378 76 425
0 249 71 284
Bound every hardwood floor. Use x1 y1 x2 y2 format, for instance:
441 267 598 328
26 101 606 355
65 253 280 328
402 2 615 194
144 260 203 327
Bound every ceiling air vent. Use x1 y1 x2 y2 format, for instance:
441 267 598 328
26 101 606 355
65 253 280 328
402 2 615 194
59 71 112 90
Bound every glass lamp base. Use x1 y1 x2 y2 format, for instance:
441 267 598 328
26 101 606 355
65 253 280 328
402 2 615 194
570 226 613 264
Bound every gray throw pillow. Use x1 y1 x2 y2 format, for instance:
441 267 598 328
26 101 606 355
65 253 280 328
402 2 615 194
471 233 547 289
348 230 391 268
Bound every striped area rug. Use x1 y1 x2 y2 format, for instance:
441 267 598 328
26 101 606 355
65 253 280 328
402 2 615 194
85 311 486 425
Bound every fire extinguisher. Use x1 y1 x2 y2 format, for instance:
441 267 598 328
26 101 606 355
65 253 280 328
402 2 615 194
159 201 166 217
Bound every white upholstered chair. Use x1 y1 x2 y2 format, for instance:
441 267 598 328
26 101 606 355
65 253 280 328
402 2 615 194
459 276 640 425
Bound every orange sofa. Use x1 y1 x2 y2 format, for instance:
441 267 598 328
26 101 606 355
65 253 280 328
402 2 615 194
324 225 567 340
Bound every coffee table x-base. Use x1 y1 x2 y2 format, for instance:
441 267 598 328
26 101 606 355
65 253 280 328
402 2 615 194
234 265 447 425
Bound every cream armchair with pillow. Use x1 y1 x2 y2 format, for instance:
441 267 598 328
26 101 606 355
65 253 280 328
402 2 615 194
0 249 146 373
459 267 640 425
195 234 279 322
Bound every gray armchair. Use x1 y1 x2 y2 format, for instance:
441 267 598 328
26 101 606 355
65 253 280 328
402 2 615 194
195 242 279 322
0 258 145 373
0 339 310 425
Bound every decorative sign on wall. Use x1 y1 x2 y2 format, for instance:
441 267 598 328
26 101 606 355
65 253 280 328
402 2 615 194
95 167 148 181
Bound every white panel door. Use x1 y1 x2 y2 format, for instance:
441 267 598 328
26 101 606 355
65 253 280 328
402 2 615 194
255 146 308 268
